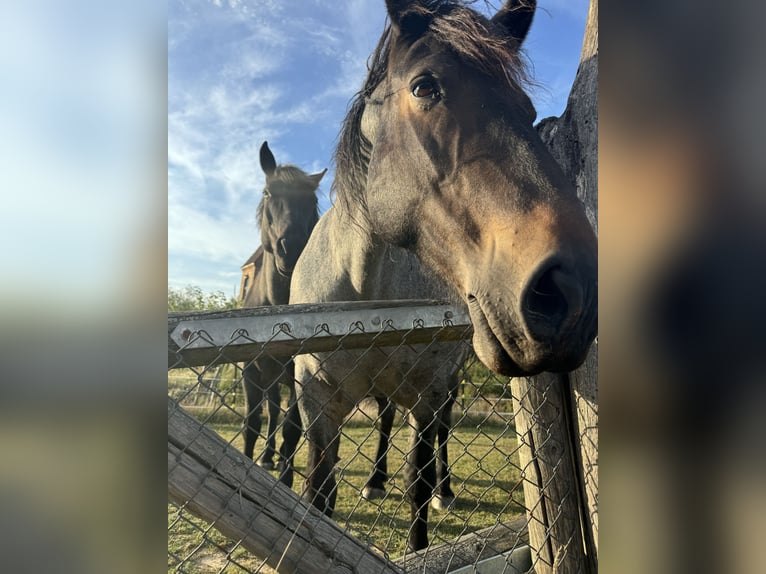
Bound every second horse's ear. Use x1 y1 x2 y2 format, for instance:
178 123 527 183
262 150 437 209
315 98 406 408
309 168 327 187
260 141 277 176
491 0 536 48
385 0 431 40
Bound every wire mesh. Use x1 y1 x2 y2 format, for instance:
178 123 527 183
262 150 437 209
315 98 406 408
168 303 588 573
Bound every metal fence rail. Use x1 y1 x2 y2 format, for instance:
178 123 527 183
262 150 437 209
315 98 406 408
167 301 590 573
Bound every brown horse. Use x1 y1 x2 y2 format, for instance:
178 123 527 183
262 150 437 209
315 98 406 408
290 0 597 552
241 142 324 473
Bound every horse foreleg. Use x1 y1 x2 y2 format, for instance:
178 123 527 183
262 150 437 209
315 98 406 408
405 410 437 552
362 396 395 501
242 364 264 460
277 398 301 488
255 378 279 469
278 365 299 470
431 390 456 510
277 364 302 488
297 375 344 516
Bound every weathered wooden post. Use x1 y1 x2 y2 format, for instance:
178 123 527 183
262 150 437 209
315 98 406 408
512 0 599 571
510 372 587 574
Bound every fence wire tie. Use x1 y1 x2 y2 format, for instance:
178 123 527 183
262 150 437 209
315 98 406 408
230 327 251 342
273 322 292 335
179 328 215 350
314 322 331 336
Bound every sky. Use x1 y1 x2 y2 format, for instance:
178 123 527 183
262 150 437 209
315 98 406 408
168 0 590 296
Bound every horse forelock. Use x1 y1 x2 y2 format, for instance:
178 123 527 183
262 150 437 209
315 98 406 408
429 4 529 86
270 165 323 192
332 1 531 229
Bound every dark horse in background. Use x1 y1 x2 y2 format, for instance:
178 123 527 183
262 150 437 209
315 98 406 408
241 141 325 474
290 0 597 552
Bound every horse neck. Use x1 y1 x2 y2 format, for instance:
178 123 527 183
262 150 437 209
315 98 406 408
255 250 292 306
328 207 453 301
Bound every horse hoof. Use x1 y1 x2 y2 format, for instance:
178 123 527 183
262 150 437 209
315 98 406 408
361 487 386 501
276 460 286 473
258 460 275 471
431 495 455 510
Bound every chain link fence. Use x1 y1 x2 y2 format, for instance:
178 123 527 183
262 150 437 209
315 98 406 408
168 301 590 573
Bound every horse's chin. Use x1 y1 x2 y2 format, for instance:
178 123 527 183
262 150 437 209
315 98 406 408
472 336 526 377
467 295 594 376
467 296 530 376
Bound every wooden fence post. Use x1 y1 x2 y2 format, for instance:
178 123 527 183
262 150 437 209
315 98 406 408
517 0 599 570
510 374 587 574
568 345 598 568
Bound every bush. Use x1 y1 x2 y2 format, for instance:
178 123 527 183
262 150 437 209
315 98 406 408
168 285 240 311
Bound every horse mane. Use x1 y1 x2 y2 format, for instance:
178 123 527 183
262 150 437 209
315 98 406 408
332 0 531 227
256 164 320 231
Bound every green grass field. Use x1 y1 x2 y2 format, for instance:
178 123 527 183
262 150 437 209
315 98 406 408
168 409 526 573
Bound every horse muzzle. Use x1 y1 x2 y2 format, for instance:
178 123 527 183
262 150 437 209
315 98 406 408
466 256 597 376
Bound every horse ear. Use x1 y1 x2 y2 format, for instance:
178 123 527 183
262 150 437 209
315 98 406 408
259 141 277 176
385 0 431 39
491 0 536 47
309 168 327 187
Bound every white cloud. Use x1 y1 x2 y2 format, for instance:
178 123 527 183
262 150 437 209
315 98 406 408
168 115 207 182
207 84 282 127
214 144 263 200
222 51 280 83
168 199 257 264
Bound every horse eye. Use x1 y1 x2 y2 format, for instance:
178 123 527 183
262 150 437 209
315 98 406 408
412 80 440 100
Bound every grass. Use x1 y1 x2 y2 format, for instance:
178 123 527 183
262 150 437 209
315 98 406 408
168 405 526 573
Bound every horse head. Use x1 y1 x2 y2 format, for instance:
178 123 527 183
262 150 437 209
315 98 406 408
257 141 325 277
340 0 597 375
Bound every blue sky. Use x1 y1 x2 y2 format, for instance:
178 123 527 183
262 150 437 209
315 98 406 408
168 0 589 296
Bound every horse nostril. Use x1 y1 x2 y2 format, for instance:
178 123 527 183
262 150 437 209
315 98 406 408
523 263 584 340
